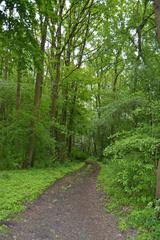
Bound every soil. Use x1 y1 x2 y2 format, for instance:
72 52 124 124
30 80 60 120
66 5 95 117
0 164 135 240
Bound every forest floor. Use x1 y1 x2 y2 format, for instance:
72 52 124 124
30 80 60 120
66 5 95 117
0 164 135 240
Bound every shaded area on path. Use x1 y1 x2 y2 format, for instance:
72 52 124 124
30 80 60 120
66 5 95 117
0 164 134 240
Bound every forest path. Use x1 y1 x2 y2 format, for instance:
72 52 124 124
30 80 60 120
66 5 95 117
0 164 131 240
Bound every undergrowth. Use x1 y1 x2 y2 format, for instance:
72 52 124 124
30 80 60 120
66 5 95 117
98 163 160 240
0 162 83 224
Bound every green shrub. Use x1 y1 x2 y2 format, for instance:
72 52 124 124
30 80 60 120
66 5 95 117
71 148 89 161
103 131 158 204
99 128 160 239
104 133 160 163
128 201 160 240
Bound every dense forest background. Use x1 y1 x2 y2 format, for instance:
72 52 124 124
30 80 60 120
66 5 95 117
1 0 160 238
1 0 160 179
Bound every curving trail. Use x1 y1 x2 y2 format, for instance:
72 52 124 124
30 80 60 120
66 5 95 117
0 164 133 240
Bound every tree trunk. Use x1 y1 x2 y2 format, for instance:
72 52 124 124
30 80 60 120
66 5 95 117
50 1 64 125
154 0 160 42
3 54 9 81
24 71 44 168
24 17 48 168
153 0 160 198
59 38 72 160
156 160 160 198
50 1 65 161
0 53 9 120
16 59 22 111
67 83 78 156
51 54 61 122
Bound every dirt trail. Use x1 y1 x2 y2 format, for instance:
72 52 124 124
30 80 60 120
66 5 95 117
0 164 133 240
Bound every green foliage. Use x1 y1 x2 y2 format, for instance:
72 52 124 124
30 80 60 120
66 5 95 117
128 200 160 240
0 81 54 169
98 96 160 238
1 0 160 238
98 113 160 238
119 218 127 233
104 132 160 163
98 158 158 239
71 148 89 161
85 156 97 164
0 162 83 222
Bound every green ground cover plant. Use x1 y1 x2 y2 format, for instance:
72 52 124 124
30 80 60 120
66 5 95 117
0 162 83 222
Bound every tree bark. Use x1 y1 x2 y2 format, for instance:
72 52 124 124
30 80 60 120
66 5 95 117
3 54 9 81
156 160 160 198
16 59 22 111
0 53 9 120
23 17 48 168
67 83 78 156
153 0 160 42
49 1 66 161
153 0 160 198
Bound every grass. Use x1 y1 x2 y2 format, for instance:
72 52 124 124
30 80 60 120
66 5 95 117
0 162 83 223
